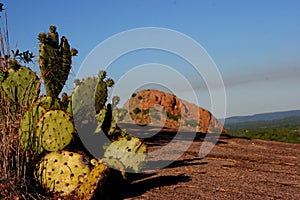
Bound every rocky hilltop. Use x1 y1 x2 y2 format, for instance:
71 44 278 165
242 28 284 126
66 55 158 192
121 89 225 133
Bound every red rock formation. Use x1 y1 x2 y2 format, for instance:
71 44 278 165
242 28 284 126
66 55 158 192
122 89 225 133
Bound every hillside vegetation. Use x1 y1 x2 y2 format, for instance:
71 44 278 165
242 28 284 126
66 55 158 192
225 116 300 144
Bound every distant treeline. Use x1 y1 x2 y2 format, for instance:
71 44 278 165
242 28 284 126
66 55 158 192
225 116 300 144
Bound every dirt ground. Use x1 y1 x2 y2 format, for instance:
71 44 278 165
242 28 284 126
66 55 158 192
119 125 300 200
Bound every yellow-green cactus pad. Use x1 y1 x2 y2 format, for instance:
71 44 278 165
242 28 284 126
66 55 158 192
104 136 147 172
36 110 74 151
19 105 46 154
35 151 90 196
100 157 126 178
35 95 61 110
76 161 109 199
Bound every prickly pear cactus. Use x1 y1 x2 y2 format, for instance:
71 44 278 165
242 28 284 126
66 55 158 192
100 157 126 178
104 136 147 172
35 151 90 196
95 70 114 114
35 95 61 110
38 25 78 98
19 105 46 155
75 160 110 199
107 96 120 136
0 68 5 82
72 77 98 125
95 107 107 133
61 92 71 111
72 71 114 131
35 110 74 151
1 66 39 107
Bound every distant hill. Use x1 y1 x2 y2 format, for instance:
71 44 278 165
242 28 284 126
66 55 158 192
224 115 300 144
225 110 300 124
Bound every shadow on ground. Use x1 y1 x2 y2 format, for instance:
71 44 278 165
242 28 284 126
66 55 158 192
115 123 245 199
121 173 191 199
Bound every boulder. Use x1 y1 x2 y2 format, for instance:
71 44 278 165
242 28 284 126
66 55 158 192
121 89 225 133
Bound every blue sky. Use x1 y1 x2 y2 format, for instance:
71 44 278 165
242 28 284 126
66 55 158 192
2 0 300 118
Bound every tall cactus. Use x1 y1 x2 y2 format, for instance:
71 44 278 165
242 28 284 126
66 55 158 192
38 25 78 98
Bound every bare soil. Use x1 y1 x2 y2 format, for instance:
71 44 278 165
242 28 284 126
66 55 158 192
120 125 300 200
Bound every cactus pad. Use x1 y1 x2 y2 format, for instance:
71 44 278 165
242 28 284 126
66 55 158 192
35 151 90 196
100 157 126 178
36 110 74 151
35 95 61 110
95 75 114 114
75 161 109 199
19 105 46 154
95 107 107 133
104 136 147 172
72 77 98 125
1 66 39 107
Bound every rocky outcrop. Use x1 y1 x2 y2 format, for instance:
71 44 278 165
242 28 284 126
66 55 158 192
121 89 225 133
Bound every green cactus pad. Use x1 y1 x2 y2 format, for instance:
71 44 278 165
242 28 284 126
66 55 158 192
36 110 74 151
100 157 126 178
75 161 109 199
35 95 61 110
108 104 119 136
35 151 90 196
19 105 46 154
66 99 73 115
95 107 107 133
1 66 39 107
104 136 147 172
95 77 112 114
72 77 98 125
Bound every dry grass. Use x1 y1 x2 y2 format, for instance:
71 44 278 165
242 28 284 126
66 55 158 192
0 94 48 199
0 9 47 200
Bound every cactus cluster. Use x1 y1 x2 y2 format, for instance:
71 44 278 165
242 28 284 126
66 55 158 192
38 25 78 98
19 95 75 159
71 71 115 135
5 25 148 199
